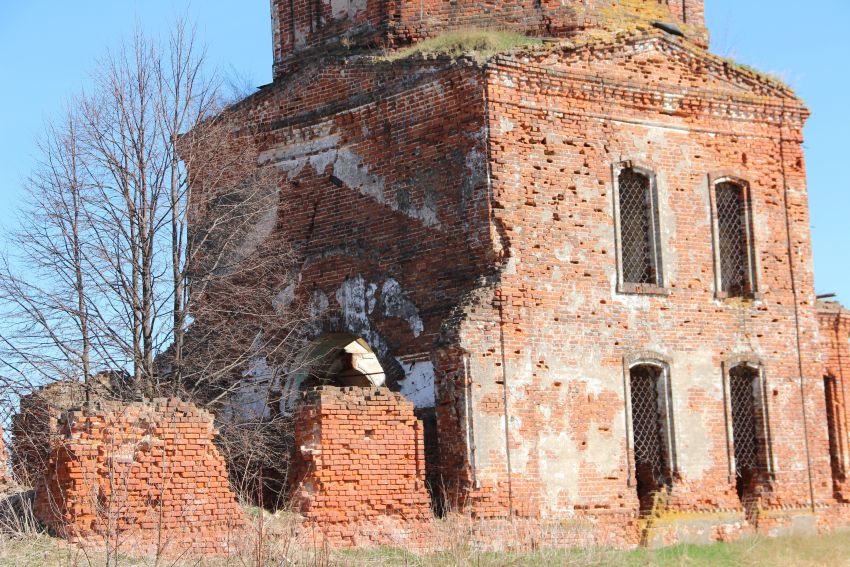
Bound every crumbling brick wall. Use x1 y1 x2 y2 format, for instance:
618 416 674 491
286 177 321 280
10 375 132 486
33 399 244 557
453 34 833 527
289 387 432 547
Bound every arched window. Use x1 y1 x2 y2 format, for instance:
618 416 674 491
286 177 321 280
628 362 675 513
714 181 756 297
616 167 663 288
727 363 771 506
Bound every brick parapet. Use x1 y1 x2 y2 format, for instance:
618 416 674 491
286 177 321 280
33 398 245 558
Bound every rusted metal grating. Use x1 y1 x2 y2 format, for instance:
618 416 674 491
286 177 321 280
630 365 667 480
716 182 751 296
730 366 760 473
619 170 657 285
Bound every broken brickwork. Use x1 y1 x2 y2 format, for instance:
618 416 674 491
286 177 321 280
11 381 90 487
10 375 133 487
189 0 848 548
818 300 850 502
289 387 432 547
33 399 244 557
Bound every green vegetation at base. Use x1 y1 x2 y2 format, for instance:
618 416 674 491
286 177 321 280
339 532 848 567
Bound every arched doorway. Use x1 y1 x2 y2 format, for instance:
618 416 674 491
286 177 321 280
290 333 386 393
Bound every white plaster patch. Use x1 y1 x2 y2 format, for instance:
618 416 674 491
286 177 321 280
328 0 366 20
294 27 307 49
669 352 723 481
223 335 279 422
228 203 278 266
261 129 442 228
310 288 330 319
333 147 386 204
336 275 372 338
538 430 581 502
554 241 574 263
396 358 436 408
381 278 424 338
366 282 378 314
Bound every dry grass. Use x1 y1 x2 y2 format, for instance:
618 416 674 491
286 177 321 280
1 524 848 567
1 498 847 567
382 29 544 63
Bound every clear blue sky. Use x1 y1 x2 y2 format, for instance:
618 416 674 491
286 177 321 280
1 1 848 302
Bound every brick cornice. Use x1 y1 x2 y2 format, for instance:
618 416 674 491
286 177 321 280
488 36 808 130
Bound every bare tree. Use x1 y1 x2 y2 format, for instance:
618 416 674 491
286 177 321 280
0 20 311 503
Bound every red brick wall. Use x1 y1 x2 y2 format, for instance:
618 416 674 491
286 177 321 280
446 35 831 522
33 399 245 557
820 303 850 381
289 387 432 547
818 302 850 500
271 0 708 77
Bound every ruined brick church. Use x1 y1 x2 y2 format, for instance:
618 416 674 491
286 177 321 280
202 0 850 546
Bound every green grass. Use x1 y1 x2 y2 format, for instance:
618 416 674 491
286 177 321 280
338 532 850 566
383 29 545 63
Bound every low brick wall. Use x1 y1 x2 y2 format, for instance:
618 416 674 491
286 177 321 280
33 399 244 557
289 387 433 547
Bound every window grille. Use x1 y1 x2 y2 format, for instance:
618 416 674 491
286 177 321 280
630 364 670 510
729 366 761 473
618 169 660 285
716 182 753 296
